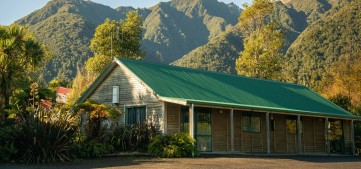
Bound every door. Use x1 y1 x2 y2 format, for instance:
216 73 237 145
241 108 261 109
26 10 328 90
195 107 212 152
180 106 189 133
329 120 344 153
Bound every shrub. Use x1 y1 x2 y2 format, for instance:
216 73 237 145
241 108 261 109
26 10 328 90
109 124 157 152
0 126 18 162
148 132 196 158
74 100 119 139
14 109 77 163
71 140 113 158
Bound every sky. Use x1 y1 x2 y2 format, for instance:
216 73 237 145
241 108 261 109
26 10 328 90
0 0 252 26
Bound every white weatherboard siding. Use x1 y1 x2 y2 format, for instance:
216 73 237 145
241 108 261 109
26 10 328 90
88 64 164 132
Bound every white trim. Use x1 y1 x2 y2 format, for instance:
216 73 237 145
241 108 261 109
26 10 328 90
189 104 195 139
159 97 188 105
163 102 167 134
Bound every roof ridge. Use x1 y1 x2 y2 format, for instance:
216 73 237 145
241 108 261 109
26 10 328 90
117 57 305 88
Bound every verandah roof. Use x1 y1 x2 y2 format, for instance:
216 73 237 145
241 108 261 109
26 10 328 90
116 58 358 119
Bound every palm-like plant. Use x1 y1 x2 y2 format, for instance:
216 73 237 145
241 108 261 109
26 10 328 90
0 25 48 111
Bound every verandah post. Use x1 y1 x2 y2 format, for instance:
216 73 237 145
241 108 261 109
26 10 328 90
266 112 270 154
297 115 302 154
325 117 330 154
351 120 355 155
189 104 195 157
230 109 234 152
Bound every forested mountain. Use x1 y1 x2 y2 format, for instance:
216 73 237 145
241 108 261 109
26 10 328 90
173 0 356 79
15 0 240 81
142 0 240 63
285 1 361 91
172 0 327 74
15 0 359 87
172 25 243 74
16 0 132 81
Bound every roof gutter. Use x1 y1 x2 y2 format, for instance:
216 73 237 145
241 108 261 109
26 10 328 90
185 99 361 120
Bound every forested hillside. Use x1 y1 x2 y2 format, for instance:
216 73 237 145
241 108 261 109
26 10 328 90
172 26 243 74
16 0 240 81
14 0 360 91
16 0 131 81
285 1 361 91
172 0 329 74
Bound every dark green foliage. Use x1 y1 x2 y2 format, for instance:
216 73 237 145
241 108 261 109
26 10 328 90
74 100 119 139
71 136 113 158
329 94 352 112
0 126 18 162
14 110 77 163
0 25 48 110
148 133 196 158
354 121 361 155
12 80 56 109
109 124 157 152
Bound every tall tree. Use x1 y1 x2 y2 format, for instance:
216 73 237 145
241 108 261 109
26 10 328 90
322 54 361 105
0 25 48 110
236 0 284 80
236 23 283 79
67 69 95 106
87 10 144 75
238 0 273 37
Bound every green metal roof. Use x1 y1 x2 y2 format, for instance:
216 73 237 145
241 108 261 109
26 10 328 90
115 58 358 119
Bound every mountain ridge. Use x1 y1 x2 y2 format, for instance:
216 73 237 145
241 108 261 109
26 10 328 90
15 0 240 81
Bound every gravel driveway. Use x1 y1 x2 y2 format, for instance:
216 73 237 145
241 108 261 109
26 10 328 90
2 156 361 169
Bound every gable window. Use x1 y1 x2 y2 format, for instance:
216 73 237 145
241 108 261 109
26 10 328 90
286 116 302 135
242 112 261 133
126 106 146 126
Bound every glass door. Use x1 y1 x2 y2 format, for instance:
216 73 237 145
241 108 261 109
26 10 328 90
180 106 189 133
329 120 344 153
195 107 212 152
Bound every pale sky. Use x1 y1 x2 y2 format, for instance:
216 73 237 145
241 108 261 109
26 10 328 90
0 0 252 26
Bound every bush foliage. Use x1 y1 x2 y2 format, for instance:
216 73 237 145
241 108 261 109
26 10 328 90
148 132 196 158
109 124 157 152
14 110 77 163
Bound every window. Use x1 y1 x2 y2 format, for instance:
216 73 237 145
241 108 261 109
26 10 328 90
126 106 146 126
286 116 302 135
242 112 261 133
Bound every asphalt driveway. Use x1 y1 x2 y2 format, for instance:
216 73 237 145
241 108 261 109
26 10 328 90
2 156 361 169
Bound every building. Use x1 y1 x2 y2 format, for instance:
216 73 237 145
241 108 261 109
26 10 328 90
56 87 72 104
77 58 360 155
